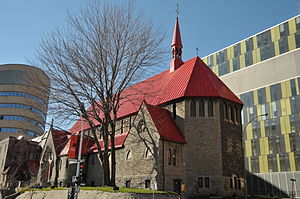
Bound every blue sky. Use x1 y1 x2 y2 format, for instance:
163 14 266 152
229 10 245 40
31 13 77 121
0 0 299 68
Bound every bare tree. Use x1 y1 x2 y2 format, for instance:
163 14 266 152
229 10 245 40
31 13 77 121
35 0 166 187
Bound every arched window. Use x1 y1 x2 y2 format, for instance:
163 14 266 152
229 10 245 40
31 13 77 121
236 107 240 122
190 100 196 117
168 149 172 165
172 149 176 166
126 150 132 160
231 106 235 122
208 99 213 117
199 99 205 117
224 103 228 119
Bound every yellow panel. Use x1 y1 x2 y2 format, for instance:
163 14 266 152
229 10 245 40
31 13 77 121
266 86 271 103
296 78 300 95
259 155 268 173
227 46 233 59
264 137 269 155
245 140 252 157
289 152 296 171
213 65 218 76
213 54 217 65
260 121 266 137
248 157 252 172
253 36 258 49
280 117 286 134
284 134 291 152
280 99 287 116
252 50 257 64
203 57 208 65
281 82 287 98
285 116 291 133
274 41 280 56
241 41 246 54
288 19 297 35
257 105 262 121
229 59 233 73
256 48 261 62
271 26 280 41
240 54 245 68
253 90 258 105
260 138 265 155
276 154 281 172
288 35 296 51
246 123 253 140
286 98 291 115
286 81 292 97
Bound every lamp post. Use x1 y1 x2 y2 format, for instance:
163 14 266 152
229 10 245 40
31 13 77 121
243 113 268 199
290 178 296 199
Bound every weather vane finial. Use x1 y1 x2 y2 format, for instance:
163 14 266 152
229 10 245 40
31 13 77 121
196 48 199 56
176 4 179 18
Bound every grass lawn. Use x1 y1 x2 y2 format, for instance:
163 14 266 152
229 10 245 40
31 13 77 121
20 186 176 195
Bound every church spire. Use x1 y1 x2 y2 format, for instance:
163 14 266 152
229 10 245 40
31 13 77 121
170 5 183 72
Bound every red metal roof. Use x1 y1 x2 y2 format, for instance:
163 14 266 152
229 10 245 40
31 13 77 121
51 129 70 155
172 17 183 48
70 56 242 133
90 132 129 153
145 103 186 144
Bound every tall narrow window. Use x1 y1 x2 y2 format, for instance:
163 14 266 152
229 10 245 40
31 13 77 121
120 119 124 134
168 149 172 165
125 180 131 188
172 149 176 166
198 177 203 188
230 105 235 122
204 177 210 188
224 103 228 119
145 180 151 188
173 103 177 119
199 99 205 117
190 100 196 117
208 100 213 117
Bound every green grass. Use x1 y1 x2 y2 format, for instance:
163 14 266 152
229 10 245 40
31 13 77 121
20 186 175 195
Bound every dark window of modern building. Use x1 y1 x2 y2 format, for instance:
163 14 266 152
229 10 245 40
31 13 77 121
199 99 205 117
251 156 260 173
270 84 282 101
246 38 254 51
291 79 297 96
145 180 151 188
260 43 275 61
296 16 300 31
234 43 241 57
252 139 260 156
208 100 213 117
190 100 196 117
279 22 289 37
173 103 176 119
168 149 172 165
125 180 131 188
296 32 300 48
290 133 297 152
265 120 271 137
279 37 289 54
216 50 227 64
257 88 266 104
232 57 240 71
0 91 46 108
257 30 272 48
243 91 254 106
198 177 203 188
218 61 229 76
245 51 253 67
0 103 45 119
207 56 214 67
295 152 300 171
172 149 176 166
204 177 210 188
252 121 261 139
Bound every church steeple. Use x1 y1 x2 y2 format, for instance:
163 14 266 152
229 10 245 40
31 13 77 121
170 9 184 72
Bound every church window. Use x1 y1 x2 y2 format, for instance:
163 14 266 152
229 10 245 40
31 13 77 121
230 178 233 189
173 103 177 119
236 107 240 122
198 177 203 188
126 150 132 160
208 100 213 117
125 180 131 188
91 156 95 165
231 105 235 122
172 149 176 166
66 159 69 169
204 177 210 188
120 119 124 134
199 99 205 117
145 180 151 188
224 103 228 119
234 176 237 189
190 100 196 117
168 149 172 165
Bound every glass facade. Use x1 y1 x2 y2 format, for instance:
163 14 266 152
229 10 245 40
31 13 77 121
0 127 39 137
203 15 300 77
0 103 46 119
0 91 46 108
0 115 44 131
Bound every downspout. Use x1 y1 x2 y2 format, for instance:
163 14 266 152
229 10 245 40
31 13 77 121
162 139 165 190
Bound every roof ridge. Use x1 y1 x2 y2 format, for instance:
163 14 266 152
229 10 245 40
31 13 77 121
183 57 200 96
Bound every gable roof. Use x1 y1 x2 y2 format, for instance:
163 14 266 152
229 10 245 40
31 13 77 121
145 103 186 144
70 56 242 133
51 129 70 155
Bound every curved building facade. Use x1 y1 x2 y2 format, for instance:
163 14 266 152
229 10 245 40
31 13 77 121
0 64 50 139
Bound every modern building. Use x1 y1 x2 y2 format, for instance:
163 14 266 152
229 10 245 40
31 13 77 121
202 15 300 197
0 64 50 139
39 16 244 198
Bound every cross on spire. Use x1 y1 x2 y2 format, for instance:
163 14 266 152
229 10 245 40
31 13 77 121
176 4 179 18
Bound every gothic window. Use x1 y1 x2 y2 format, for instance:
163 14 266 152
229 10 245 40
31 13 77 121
198 177 203 188
137 119 145 133
204 177 210 188
224 103 228 119
230 105 235 122
172 149 176 166
208 100 213 117
199 99 205 117
168 149 172 165
190 100 196 117
66 159 69 169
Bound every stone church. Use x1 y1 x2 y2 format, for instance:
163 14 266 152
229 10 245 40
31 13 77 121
38 16 244 198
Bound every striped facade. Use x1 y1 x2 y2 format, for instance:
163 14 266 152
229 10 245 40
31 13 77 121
203 15 300 197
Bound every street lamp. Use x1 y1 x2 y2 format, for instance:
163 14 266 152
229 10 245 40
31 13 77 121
290 178 296 199
243 113 268 199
